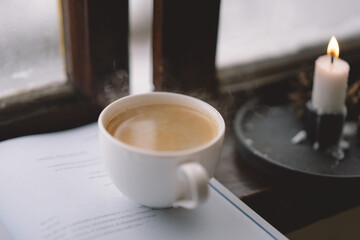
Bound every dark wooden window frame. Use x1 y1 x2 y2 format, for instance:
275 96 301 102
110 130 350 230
0 0 129 141
153 0 220 94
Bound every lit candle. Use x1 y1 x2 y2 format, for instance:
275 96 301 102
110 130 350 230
311 36 350 114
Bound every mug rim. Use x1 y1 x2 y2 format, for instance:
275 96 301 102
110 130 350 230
98 92 225 157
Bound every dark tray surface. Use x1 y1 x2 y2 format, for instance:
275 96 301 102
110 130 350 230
234 100 360 179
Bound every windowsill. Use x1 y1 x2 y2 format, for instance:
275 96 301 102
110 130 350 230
0 82 100 141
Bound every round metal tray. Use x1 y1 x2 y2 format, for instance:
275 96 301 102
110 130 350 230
234 99 360 185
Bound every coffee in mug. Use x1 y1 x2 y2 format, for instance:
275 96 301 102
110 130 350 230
106 104 218 151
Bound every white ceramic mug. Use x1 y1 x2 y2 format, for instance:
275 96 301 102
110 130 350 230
98 92 225 209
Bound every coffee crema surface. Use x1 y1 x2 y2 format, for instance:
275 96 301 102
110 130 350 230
106 104 218 151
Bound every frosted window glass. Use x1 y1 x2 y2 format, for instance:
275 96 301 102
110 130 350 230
0 0 65 98
217 0 360 68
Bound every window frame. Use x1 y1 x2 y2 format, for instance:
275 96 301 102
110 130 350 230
0 0 129 141
152 0 220 93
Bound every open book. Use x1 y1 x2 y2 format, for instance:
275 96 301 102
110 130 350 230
0 123 287 240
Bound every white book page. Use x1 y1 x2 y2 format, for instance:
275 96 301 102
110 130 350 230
0 123 287 240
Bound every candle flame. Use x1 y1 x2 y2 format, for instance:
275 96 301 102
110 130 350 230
327 36 339 58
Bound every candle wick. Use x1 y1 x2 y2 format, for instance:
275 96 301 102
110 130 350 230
331 54 334 64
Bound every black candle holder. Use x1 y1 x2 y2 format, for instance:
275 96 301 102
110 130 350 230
305 101 346 150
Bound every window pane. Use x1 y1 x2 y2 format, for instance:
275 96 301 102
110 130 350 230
0 0 65 98
217 0 360 68
129 0 153 94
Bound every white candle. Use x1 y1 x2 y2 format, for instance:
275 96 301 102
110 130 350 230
311 37 350 114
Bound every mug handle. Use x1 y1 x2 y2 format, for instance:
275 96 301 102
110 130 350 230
172 162 209 209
